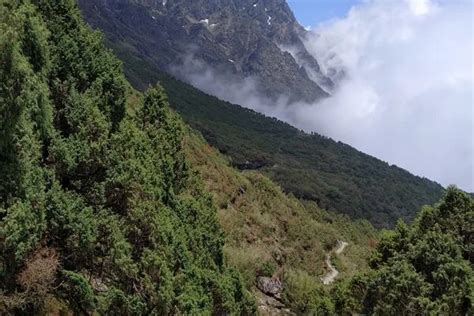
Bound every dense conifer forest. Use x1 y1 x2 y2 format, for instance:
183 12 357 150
0 1 253 313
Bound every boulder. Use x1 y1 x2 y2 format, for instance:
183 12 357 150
257 276 283 299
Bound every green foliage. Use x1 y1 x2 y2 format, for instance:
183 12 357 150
258 260 277 278
97 287 147 315
61 270 96 313
283 270 334 315
339 187 474 315
0 1 51 284
0 0 253 313
45 182 97 266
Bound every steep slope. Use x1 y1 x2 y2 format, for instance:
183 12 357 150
86 38 445 228
78 0 331 103
184 129 378 312
0 1 375 314
0 1 253 314
3 1 469 315
0 1 378 313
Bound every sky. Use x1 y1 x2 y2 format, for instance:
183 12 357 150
178 0 473 191
287 0 361 27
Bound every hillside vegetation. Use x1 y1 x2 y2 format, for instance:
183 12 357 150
185 130 378 287
0 1 376 313
0 1 253 313
93 36 444 228
334 187 473 315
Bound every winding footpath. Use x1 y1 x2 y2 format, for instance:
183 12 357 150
321 240 349 285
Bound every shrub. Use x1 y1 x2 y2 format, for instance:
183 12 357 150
283 269 334 315
60 270 95 313
257 260 277 278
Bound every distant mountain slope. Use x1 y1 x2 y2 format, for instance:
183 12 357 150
82 33 445 228
78 0 331 103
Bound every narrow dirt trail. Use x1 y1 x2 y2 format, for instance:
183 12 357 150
321 240 348 285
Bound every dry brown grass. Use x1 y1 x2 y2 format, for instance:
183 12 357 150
0 247 60 313
17 247 59 296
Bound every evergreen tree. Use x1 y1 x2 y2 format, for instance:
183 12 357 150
0 1 254 314
336 187 473 315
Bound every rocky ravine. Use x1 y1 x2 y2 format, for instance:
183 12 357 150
78 0 332 104
321 240 349 285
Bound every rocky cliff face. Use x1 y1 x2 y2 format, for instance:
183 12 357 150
78 0 331 103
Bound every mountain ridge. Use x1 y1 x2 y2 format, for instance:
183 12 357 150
78 0 332 103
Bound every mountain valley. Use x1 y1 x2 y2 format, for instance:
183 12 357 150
0 0 472 314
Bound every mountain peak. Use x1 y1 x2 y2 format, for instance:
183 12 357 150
79 0 332 103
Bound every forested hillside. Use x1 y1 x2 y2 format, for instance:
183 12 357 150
91 40 444 228
0 1 379 313
334 187 473 315
0 1 253 313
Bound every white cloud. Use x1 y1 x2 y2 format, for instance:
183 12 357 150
406 0 432 16
301 0 473 191
174 0 473 191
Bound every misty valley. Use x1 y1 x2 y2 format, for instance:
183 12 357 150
0 0 472 315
